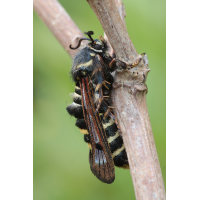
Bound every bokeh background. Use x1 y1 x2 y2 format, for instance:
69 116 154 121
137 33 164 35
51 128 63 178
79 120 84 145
33 0 166 199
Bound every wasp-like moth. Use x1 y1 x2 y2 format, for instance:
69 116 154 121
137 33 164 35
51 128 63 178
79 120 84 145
67 31 143 183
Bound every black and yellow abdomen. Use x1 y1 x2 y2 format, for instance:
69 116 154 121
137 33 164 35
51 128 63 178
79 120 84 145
67 78 129 170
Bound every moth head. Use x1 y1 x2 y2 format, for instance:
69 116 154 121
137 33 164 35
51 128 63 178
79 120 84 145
87 39 105 53
84 31 105 53
69 31 106 53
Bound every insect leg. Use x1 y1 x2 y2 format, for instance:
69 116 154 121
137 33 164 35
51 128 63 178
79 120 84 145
94 87 103 115
100 100 122 136
108 112 122 136
124 53 146 68
92 70 107 114
108 58 117 70
94 77 112 114
109 53 146 69
126 58 142 67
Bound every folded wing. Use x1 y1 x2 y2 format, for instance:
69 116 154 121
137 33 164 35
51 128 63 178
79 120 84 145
80 76 115 184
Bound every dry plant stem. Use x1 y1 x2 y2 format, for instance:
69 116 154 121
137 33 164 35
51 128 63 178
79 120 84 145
33 0 86 57
87 0 137 62
87 0 165 200
104 0 126 54
114 0 126 25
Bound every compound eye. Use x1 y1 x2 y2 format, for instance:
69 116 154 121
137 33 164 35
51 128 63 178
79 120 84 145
94 44 101 50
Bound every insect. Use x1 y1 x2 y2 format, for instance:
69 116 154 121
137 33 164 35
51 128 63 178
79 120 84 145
67 31 143 183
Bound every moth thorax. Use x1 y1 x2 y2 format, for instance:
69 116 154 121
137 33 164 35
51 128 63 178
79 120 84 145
95 41 103 46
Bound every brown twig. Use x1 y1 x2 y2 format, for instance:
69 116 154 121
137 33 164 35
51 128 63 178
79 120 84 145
87 0 137 62
87 0 165 200
33 0 87 57
33 0 165 199
104 0 126 54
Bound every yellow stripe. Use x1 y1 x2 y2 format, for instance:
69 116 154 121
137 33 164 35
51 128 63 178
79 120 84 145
80 129 89 135
90 53 95 57
107 131 119 143
122 164 129 169
88 143 92 149
117 163 129 169
76 59 93 69
112 144 125 158
88 46 103 52
70 92 81 100
102 118 114 129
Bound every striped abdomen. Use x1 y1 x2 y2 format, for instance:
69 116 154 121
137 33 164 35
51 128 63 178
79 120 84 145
100 113 129 169
67 85 129 169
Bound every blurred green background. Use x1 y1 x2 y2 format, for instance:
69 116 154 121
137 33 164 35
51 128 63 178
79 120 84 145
33 0 165 199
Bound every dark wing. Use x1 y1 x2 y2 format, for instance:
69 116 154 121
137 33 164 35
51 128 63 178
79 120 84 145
80 76 115 184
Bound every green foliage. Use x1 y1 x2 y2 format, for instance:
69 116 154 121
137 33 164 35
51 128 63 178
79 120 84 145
33 0 165 199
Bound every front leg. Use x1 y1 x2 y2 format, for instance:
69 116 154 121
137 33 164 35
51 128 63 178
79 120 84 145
108 53 146 70
126 53 146 68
